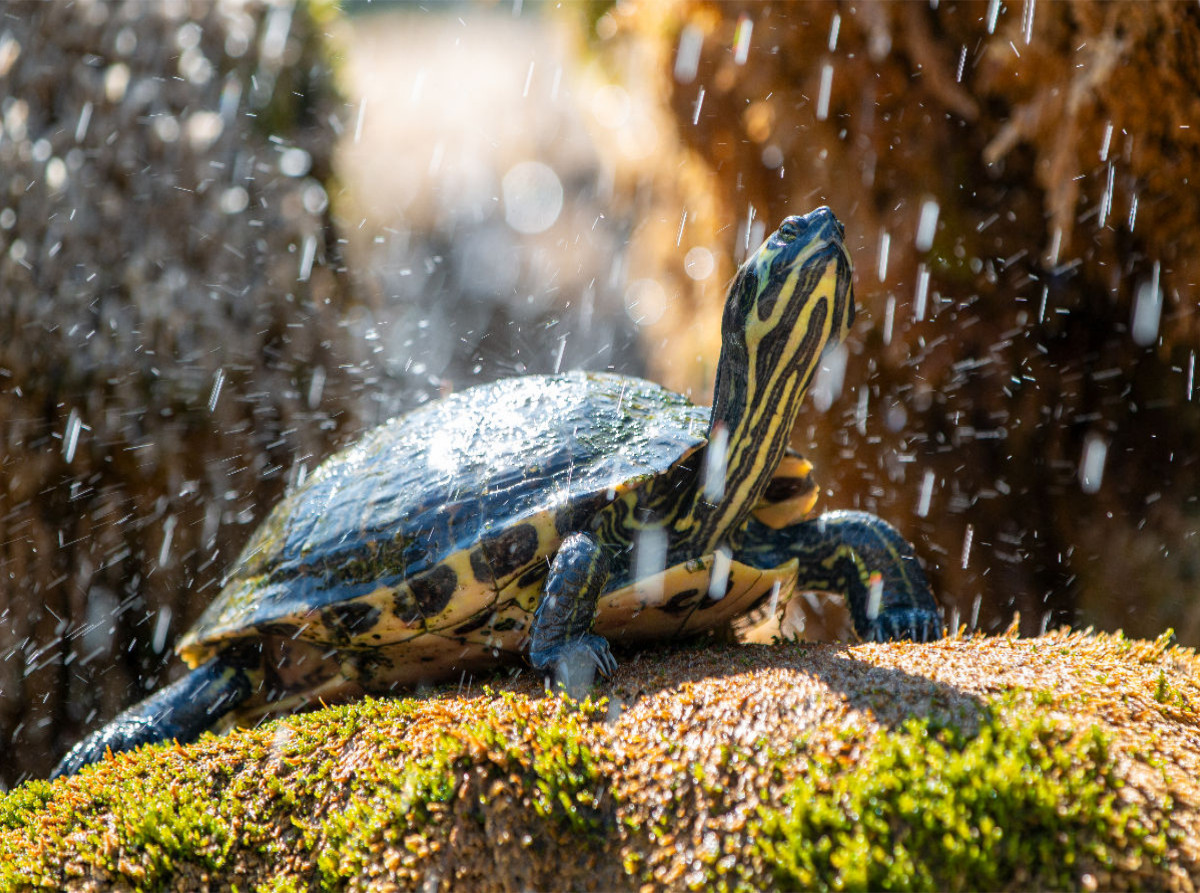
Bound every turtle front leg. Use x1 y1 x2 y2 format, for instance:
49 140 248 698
529 532 618 699
52 653 253 779
737 509 943 642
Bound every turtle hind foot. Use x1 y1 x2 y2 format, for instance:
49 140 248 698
863 606 943 643
532 634 617 701
51 656 251 779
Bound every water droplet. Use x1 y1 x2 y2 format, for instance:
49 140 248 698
1099 162 1114 227
502 160 563 235
208 368 225 413
684 246 714 281
707 546 732 601
913 265 930 322
75 101 93 143
151 605 173 655
877 230 890 282
635 527 668 587
1079 432 1108 494
279 146 311 178
828 12 841 52
734 15 754 64
623 278 667 326
961 524 975 569
220 186 249 215
63 409 82 464
674 25 704 84
816 63 834 121
811 343 848 412
916 469 935 517
298 234 317 282
866 572 883 622
1130 262 1161 347
703 424 729 503
915 198 939 252
986 0 1002 33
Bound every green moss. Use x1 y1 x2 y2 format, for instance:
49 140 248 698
316 693 610 885
753 698 1171 892
0 693 608 892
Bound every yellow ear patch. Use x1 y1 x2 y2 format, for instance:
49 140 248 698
751 450 819 529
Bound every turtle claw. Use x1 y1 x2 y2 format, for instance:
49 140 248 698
864 607 942 643
535 634 617 700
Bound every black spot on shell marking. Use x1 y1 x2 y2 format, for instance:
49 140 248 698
469 523 539 583
454 611 495 635
323 602 380 641
409 565 458 616
659 587 701 615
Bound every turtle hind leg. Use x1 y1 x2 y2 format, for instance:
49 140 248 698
738 509 943 643
528 532 618 699
51 652 254 779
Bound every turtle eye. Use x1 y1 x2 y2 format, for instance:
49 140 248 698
777 218 803 243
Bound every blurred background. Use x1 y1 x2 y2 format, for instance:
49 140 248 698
1 0 1197 785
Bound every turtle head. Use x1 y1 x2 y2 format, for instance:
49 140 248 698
688 208 855 552
720 207 854 381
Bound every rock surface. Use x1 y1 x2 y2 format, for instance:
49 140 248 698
2 630 1197 891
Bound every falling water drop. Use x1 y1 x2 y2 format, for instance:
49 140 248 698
916 469 935 517
1130 262 1162 347
986 0 1001 33
866 573 883 623
63 408 82 463
877 230 890 282
1099 122 1113 161
882 295 896 345
1079 433 1108 494
961 524 974 569
353 97 367 144
703 423 729 503
151 606 173 655
1098 163 1115 228
707 546 732 601
915 199 939 252
208 368 225 413
635 527 668 603
913 264 930 322
816 63 834 121
298 234 316 282
158 515 177 567
733 14 753 65
674 25 703 84
827 12 841 52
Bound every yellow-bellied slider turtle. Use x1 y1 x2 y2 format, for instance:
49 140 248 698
54 208 941 778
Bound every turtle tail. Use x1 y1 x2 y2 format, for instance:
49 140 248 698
51 652 254 779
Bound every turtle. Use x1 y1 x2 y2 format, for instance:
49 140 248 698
53 207 942 778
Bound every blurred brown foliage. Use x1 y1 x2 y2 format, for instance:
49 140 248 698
593 1 1200 642
0 1 363 786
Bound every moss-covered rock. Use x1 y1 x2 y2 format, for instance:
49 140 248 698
2 629 1197 891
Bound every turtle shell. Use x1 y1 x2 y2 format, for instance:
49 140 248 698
178 372 711 669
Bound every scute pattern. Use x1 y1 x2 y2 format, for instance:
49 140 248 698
180 373 708 658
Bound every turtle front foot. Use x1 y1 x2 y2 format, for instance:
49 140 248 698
532 634 617 700
863 606 943 643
